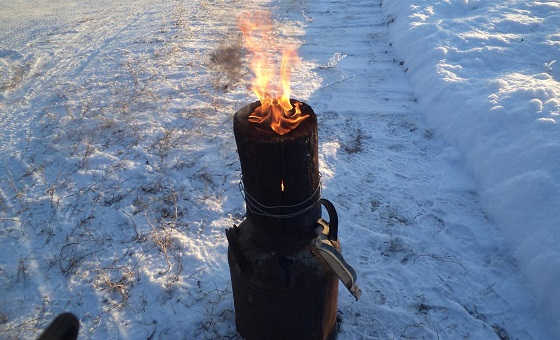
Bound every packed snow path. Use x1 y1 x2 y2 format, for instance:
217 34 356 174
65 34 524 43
0 0 549 339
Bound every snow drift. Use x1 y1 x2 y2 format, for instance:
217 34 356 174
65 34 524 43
381 0 560 333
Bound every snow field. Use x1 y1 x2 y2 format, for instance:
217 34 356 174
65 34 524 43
0 0 553 338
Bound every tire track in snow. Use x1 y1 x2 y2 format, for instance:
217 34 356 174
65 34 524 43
0 2 159 153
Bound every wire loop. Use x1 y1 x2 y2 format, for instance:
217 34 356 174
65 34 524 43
239 179 321 219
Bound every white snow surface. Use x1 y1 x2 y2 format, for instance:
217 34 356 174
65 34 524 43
0 0 554 339
381 0 560 334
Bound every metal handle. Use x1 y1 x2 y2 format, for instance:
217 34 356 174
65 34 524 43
319 198 338 241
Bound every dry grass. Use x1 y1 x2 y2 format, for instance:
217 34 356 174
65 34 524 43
5 168 24 201
146 195 184 279
94 267 136 310
0 1 240 338
79 141 95 169
0 64 26 92
343 128 364 154
208 38 245 92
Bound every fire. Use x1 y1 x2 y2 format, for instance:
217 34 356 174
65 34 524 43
239 11 309 135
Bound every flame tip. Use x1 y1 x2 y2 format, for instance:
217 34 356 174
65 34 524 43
239 10 309 135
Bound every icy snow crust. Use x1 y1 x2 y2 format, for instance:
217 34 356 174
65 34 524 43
0 0 552 338
382 0 560 334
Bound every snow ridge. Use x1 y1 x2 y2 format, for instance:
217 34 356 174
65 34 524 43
381 0 560 335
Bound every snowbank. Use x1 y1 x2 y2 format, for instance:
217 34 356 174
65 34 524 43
381 0 560 333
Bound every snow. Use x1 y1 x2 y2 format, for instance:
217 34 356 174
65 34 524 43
0 0 555 338
381 0 560 334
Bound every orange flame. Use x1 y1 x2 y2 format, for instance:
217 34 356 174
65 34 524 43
239 11 309 135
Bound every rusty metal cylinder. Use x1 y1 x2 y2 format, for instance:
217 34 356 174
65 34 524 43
227 220 338 340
